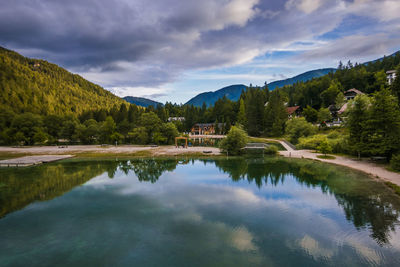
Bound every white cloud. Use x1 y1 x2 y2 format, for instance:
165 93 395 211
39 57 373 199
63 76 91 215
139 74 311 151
298 34 400 62
348 0 400 22
2 0 400 101
286 0 324 14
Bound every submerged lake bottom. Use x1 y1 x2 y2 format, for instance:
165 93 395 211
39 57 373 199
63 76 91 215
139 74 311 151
1 157 400 266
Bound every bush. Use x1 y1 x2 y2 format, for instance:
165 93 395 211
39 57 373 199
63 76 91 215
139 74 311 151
264 145 278 155
297 134 327 149
219 126 248 155
285 117 317 144
317 139 332 155
390 154 400 171
327 130 340 139
297 133 350 154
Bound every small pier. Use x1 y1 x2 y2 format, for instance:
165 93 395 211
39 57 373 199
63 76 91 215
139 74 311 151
0 155 73 167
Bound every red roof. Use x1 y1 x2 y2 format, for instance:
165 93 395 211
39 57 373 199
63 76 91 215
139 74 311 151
287 106 300 115
344 88 363 95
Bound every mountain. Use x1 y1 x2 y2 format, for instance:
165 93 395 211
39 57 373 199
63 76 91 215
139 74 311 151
123 96 163 108
185 69 335 107
185 84 247 107
267 68 336 90
363 50 400 66
0 47 125 115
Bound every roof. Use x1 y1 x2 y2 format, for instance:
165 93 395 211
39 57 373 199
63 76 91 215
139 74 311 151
386 70 396 74
193 123 225 128
344 88 363 95
287 106 300 115
338 103 348 114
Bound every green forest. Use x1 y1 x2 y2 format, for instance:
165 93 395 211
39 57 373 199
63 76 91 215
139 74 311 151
1 47 400 166
0 47 126 114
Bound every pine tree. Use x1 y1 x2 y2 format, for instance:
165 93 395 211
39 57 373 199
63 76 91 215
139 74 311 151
237 98 246 127
264 90 287 136
362 88 400 158
346 94 371 158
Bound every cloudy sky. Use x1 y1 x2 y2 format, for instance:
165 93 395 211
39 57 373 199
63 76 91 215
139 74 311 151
1 0 400 103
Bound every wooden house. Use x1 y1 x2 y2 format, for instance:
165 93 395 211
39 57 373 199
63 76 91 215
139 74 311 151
191 123 225 135
287 106 302 119
344 88 363 101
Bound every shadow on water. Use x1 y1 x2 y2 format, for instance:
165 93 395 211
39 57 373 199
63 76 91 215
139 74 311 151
1 156 400 245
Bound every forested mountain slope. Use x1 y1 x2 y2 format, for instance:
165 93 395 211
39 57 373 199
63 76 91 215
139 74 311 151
185 84 247 107
185 69 335 107
123 96 163 108
0 47 125 115
268 68 336 90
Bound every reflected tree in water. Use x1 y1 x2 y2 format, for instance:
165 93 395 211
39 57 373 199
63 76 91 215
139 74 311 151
209 157 400 245
130 159 179 183
0 160 120 217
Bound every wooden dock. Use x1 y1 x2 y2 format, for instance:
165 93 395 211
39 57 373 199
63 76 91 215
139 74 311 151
0 155 74 167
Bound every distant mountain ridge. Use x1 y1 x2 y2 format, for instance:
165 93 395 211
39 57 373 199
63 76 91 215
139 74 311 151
185 68 336 107
185 84 247 107
123 96 163 108
267 68 336 90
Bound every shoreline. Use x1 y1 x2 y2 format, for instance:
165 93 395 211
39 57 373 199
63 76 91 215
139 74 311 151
279 149 400 186
0 145 221 158
1 144 400 187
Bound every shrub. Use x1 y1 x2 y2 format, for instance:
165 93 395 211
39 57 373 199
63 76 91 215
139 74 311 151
327 130 340 139
297 134 327 150
219 126 248 155
390 154 400 171
317 139 332 155
264 145 278 155
285 117 317 144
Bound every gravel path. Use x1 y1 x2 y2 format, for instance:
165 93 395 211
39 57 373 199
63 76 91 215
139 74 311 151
280 150 400 186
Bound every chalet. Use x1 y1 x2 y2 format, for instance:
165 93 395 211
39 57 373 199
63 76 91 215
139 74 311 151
337 102 348 115
168 117 185 122
191 123 225 135
387 70 397 85
287 106 302 118
344 88 363 101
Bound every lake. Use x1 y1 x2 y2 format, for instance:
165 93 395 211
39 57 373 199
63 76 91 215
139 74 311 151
1 157 400 266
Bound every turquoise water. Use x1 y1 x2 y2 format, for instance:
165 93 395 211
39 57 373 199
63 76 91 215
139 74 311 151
1 157 400 266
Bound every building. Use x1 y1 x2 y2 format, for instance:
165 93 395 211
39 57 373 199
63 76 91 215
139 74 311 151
344 88 364 101
168 117 185 122
387 70 397 85
337 102 348 115
287 106 302 119
191 123 225 135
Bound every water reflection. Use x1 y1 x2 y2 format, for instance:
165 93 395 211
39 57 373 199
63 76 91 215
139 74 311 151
1 157 400 248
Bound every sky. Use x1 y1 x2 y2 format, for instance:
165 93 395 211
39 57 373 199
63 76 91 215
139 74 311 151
1 0 400 104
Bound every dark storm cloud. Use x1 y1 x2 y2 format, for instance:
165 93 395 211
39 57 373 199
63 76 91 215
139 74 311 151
0 0 399 90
